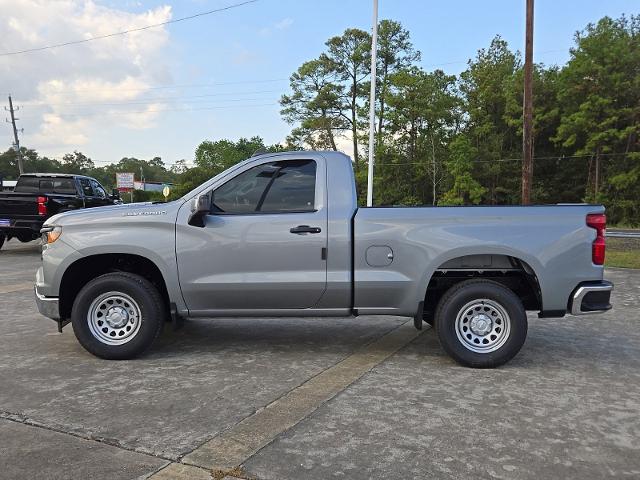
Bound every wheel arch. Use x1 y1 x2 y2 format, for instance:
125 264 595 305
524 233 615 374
419 250 544 320
59 253 171 320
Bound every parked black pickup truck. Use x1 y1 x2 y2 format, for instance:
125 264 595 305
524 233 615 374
0 173 121 249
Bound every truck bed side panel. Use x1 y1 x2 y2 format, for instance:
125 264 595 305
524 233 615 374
354 205 605 316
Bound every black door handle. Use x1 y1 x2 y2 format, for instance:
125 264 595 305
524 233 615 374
290 225 321 234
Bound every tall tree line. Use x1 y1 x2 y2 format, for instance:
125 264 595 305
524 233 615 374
1 15 637 225
280 15 640 225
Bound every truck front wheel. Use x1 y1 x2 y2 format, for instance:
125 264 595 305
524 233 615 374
434 279 527 368
71 272 165 360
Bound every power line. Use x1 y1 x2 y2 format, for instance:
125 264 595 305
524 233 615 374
18 102 279 119
422 48 569 69
378 152 634 166
0 0 259 57
12 78 290 98
21 90 281 108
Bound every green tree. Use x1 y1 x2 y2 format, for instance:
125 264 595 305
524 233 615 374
61 151 95 173
324 28 371 170
441 136 486 205
280 58 345 151
458 36 521 204
383 67 460 205
375 20 421 141
554 15 640 216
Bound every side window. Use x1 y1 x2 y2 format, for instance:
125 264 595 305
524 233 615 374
212 164 274 213
79 178 94 197
52 179 77 194
260 160 316 212
212 160 317 214
91 180 107 198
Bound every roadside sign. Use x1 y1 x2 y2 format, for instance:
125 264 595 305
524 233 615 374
116 172 135 191
162 185 170 200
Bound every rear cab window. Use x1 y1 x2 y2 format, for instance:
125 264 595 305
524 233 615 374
15 176 78 195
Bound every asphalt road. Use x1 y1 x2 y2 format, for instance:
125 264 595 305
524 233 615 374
0 239 638 479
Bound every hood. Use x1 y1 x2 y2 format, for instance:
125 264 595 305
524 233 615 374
45 200 184 226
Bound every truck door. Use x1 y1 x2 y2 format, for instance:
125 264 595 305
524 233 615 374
175 157 328 312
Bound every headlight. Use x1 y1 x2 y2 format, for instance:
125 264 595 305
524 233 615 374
43 226 62 244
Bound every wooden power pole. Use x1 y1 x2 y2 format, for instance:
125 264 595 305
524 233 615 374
521 0 534 204
6 96 24 174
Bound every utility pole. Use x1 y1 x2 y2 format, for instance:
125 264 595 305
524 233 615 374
521 0 534 205
366 0 378 207
6 95 24 174
594 154 600 199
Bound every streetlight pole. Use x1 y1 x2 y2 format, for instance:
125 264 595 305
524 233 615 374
366 0 378 207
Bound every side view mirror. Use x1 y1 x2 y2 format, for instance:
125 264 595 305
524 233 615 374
111 188 121 200
188 193 210 227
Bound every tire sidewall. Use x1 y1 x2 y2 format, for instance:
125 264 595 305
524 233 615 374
436 281 527 368
71 273 163 359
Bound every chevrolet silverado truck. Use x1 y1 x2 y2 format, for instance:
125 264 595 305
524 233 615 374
0 173 121 249
34 151 613 367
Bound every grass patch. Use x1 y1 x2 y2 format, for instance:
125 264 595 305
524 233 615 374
606 237 640 269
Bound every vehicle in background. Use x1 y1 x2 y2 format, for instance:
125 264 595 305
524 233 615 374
34 151 613 368
0 173 121 250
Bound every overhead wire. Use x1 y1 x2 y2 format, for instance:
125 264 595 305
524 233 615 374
0 0 260 57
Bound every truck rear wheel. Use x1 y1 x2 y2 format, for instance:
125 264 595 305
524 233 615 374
71 272 165 360
434 279 527 368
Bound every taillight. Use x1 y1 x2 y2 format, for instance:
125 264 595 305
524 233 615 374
37 196 47 216
586 213 606 265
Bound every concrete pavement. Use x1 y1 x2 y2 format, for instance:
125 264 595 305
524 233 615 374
0 239 638 479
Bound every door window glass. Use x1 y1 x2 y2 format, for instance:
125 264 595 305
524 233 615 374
212 160 316 214
79 178 94 197
51 179 77 194
91 180 107 198
260 160 316 212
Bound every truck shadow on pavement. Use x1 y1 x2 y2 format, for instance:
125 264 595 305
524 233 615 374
141 314 633 371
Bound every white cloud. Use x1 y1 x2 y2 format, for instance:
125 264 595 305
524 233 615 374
259 17 294 36
0 0 173 152
275 17 293 30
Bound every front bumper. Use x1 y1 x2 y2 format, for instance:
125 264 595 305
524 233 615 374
570 280 613 315
34 285 60 321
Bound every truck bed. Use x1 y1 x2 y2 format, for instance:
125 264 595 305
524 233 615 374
353 204 605 316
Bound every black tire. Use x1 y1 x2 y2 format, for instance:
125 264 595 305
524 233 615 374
17 235 35 243
434 279 527 368
71 272 165 360
0 234 4 250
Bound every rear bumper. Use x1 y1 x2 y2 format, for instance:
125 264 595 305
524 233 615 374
570 280 613 315
34 285 60 321
0 221 42 238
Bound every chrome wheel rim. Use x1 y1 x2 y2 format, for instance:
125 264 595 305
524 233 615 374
455 299 511 353
87 291 142 345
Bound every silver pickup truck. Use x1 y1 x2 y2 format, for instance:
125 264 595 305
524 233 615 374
35 151 613 368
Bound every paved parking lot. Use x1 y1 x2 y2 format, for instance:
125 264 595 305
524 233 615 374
1 239 639 479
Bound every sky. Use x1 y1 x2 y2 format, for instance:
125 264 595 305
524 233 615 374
0 0 637 171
